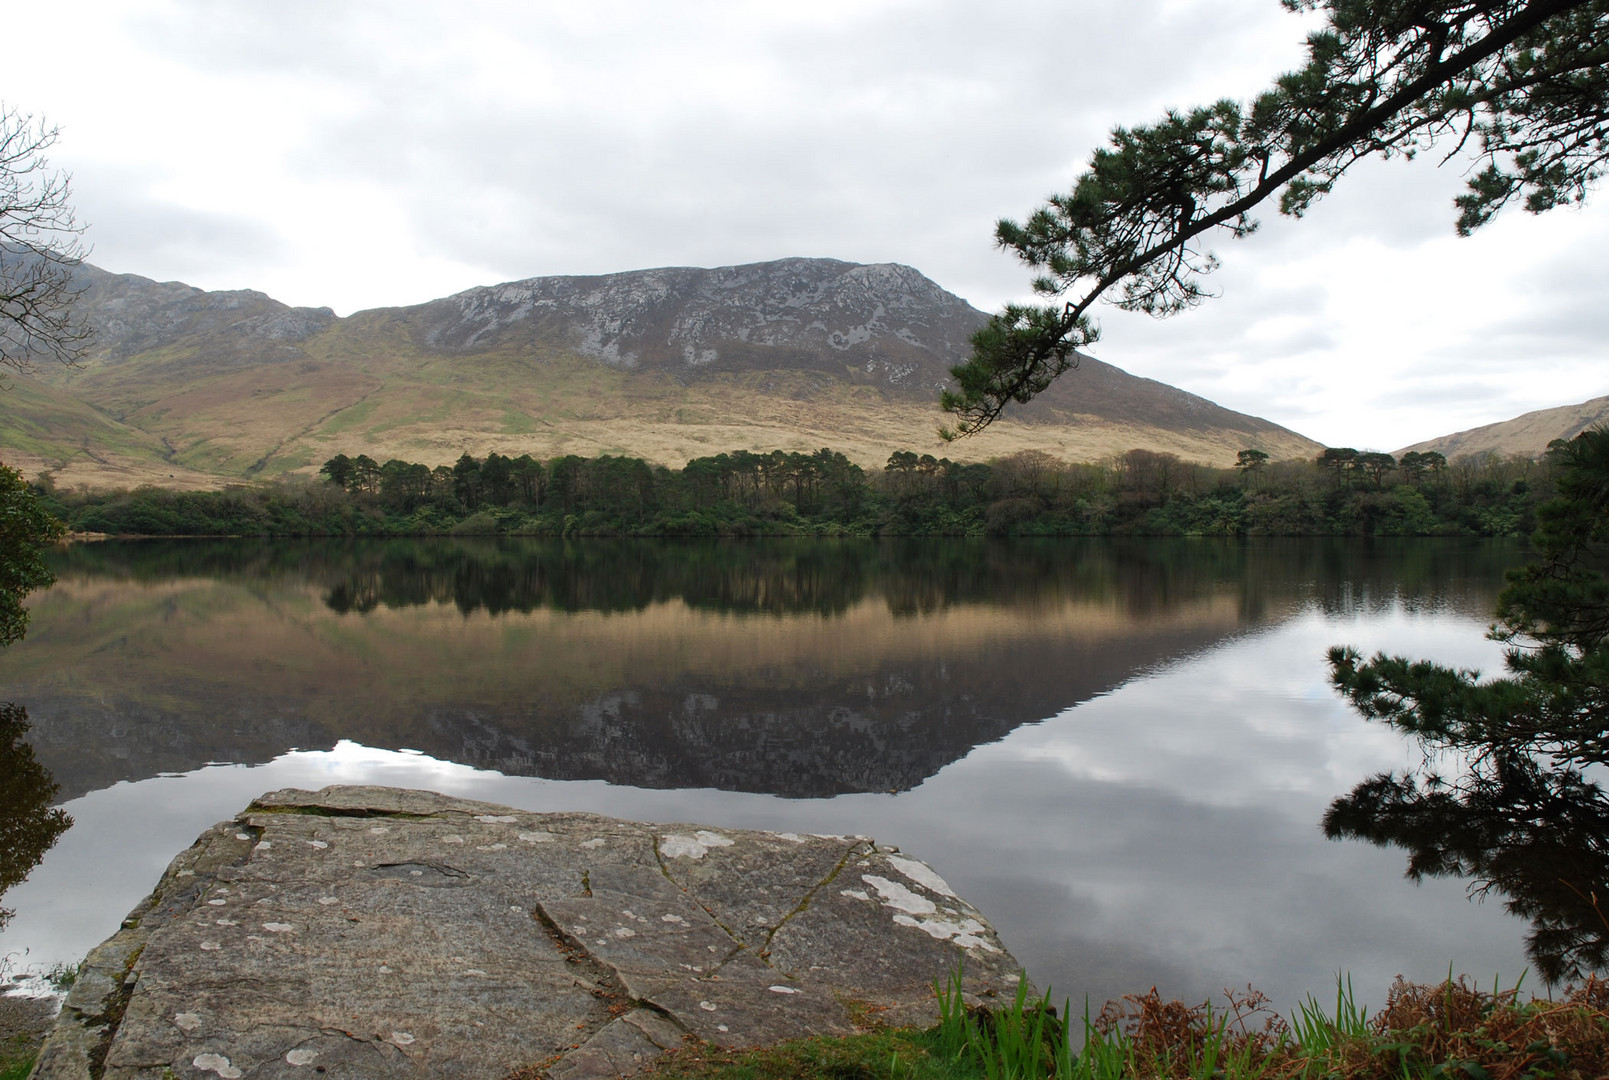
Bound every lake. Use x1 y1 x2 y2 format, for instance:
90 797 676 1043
0 537 1540 1014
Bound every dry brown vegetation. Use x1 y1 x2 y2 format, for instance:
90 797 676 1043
6 304 1321 490
1398 396 1609 462
1091 978 1608 1080
624 977 1609 1080
8 347 1320 491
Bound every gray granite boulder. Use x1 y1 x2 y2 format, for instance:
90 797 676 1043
32 786 1024 1079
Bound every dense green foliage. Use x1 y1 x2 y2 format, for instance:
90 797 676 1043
1328 428 1609 982
34 444 1552 539
945 0 1609 435
0 462 64 645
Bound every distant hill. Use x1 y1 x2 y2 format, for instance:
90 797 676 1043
5 257 1322 489
1397 395 1609 460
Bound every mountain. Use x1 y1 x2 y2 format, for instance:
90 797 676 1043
1397 395 1609 460
4 257 1321 488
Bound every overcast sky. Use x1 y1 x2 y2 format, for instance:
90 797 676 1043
6 0 1604 450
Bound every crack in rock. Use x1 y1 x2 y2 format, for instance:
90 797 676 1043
32 787 1025 1080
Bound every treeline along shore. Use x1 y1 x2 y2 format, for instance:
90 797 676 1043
34 444 1546 538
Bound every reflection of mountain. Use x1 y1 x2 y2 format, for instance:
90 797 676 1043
4 539 1520 801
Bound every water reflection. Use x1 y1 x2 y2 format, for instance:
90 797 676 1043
0 703 72 930
1326 752 1609 983
6 538 1521 804
50 535 1512 619
0 537 1548 1012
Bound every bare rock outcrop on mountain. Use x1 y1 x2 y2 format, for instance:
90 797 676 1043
68 261 336 369
401 259 980 396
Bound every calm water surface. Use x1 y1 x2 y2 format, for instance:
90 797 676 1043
0 537 1535 1012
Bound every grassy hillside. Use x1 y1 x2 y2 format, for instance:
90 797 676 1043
0 375 221 489
13 344 1319 489
1398 395 1609 460
3 259 1324 489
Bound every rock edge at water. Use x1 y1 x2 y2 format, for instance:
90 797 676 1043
32 785 1024 1079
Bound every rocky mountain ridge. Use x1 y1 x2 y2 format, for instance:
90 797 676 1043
407 258 980 395
4 256 1323 488
63 260 337 366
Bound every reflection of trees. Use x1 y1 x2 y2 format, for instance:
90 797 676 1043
312 538 1301 617
1329 432 1609 984
1324 752 1608 983
45 535 1521 621
0 702 71 930
312 537 1520 620
322 540 879 617
24 535 1530 803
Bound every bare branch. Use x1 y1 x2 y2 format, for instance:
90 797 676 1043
0 103 92 379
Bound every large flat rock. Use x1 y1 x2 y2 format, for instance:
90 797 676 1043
33 786 1024 1079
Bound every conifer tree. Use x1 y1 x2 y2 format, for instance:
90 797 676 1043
1328 427 1609 980
1332 428 1609 769
944 0 1609 436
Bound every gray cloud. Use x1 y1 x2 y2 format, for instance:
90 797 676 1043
113 0 1317 305
7 0 1604 447
69 168 288 286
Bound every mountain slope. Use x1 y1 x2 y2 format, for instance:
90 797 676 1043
1398 395 1609 460
9 258 1322 487
0 373 222 490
